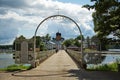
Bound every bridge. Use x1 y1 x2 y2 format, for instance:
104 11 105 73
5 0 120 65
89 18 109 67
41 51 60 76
1 50 120 80
12 14 120 68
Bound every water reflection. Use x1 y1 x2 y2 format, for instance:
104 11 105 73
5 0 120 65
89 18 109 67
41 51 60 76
87 54 120 69
0 53 15 68
84 53 106 64
102 54 120 64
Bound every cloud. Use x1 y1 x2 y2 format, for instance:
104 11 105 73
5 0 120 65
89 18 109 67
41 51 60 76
0 19 18 45
0 0 95 45
0 0 29 8
0 8 8 15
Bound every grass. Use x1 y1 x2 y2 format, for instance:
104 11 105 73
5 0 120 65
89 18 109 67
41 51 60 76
84 48 98 53
0 64 32 72
0 68 7 71
88 63 118 72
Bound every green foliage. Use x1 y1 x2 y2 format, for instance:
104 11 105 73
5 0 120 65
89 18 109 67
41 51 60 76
100 38 110 50
63 35 83 47
91 35 110 50
45 34 51 41
75 35 84 40
63 38 74 47
84 48 97 52
89 63 118 71
6 64 31 71
0 64 31 71
84 0 120 38
36 36 41 48
0 45 13 49
40 42 46 51
36 34 51 51
0 68 7 71
74 39 81 47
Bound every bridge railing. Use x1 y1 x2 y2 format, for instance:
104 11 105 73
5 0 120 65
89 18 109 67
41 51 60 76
37 50 55 61
33 50 56 67
65 49 85 68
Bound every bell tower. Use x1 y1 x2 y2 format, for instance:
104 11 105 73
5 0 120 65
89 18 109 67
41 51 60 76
56 32 61 41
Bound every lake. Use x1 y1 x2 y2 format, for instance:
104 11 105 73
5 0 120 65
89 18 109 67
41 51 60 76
102 54 120 64
0 53 15 68
87 54 120 69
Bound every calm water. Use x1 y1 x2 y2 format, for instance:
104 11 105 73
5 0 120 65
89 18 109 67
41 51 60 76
87 54 120 68
102 54 120 64
0 53 15 68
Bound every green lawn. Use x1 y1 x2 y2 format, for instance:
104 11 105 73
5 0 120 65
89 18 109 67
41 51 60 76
88 63 118 72
0 64 31 72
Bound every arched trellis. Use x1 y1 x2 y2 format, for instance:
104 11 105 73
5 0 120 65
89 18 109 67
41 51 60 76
34 14 84 62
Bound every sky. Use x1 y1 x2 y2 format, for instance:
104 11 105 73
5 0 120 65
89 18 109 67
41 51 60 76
0 0 95 45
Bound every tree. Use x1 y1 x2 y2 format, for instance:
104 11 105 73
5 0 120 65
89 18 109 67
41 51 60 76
32 36 46 50
75 35 84 40
17 35 26 39
63 38 74 47
63 35 83 47
74 39 81 47
45 34 51 41
0 45 13 49
91 35 109 50
40 42 46 51
83 0 120 38
36 36 41 48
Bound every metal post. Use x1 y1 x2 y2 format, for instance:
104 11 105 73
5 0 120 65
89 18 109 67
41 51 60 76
33 36 36 67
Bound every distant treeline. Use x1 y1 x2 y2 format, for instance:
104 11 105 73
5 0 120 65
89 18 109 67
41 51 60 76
0 45 13 49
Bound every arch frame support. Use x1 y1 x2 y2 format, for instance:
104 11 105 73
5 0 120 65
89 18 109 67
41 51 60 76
33 14 84 66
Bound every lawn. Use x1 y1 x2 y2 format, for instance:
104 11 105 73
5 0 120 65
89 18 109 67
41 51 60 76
0 64 32 72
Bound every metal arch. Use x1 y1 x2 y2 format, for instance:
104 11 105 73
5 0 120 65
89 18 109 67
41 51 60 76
34 14 83 60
